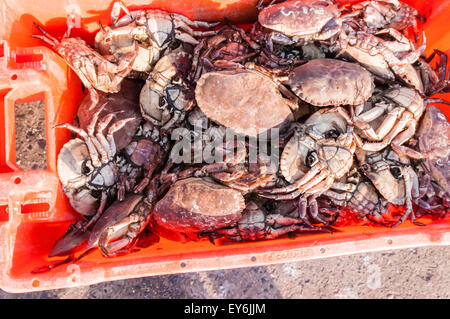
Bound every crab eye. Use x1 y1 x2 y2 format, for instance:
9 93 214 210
390 166 402 179
81 160 92 175
305 151 318 168
159 96 167 107
361 163 370 172
325 129 339 139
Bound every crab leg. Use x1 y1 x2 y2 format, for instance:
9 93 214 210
174 20 219 38
174 13 219 28
265 224 326 239
32 22 59 46
82 191 109 232
55 124 102 167
323 189 352 202
98 213 141 257
392 167 425 227
110 0 134 27
259 163 324 195
357 107 403 141
355 110 413 152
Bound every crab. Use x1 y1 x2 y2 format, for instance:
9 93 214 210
33 21 136 94
194 63 298 138
116 131 168 200
415 105 450 206
248 21 322 69
190 27 260 82
161 133 279 194
85 180 160 258
320 166 391 226
139 49 195 132
204 199 326 242
51 177 160 259
56 121 123 229
76 78 143 147
335 24 427 93
50 165 164 260
285 58 375 108
152 177 246 241
356 146 424 227
95 0 219 73
56 80 142 228
345 0 421 35
256 0 346 49
351 85 450 158
419 49 450 96
257 108 356 225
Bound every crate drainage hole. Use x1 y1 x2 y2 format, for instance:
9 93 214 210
13 177 21 184
0 205 8 222
180 262 186 268
387 239 393 245
15 100 47 170
21 202 50 214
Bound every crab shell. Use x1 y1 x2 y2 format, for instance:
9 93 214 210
86 194 145 250
57 137 119 216
95 25 155 73
280 110 351 183
287 58 375 107
383 86 424 119
258 0 340 37
77 78 143 151
195 68 294 137
355 148 408 205
57 138 101 216
416 105 450 192
139 50 193 123
153 177 245 238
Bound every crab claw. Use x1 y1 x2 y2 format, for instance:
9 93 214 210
85 194 151 257
49 221 91 257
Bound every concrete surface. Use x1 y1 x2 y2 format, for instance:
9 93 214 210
1 101 449 299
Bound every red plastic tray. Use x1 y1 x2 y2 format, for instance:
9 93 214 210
0 0 449 293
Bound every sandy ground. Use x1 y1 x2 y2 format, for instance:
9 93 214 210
0 101 448 299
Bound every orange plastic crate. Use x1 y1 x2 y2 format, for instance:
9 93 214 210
0 0 449 293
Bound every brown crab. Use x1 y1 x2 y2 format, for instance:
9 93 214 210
258 108 356 225
33 22 136 94
356 146 424 227
194 63 297 138
336 24 426 93
346 0 421 35
116 133 168 199
190 27 259 82
152 177 246 241
161 132 279 194
85 185 159 257
139 49 195 131
95 0 219 73
415 105 450 205
285 58 375 108
57 79 142 228
257 0 344 48
352 86 450 158
321 166 391 225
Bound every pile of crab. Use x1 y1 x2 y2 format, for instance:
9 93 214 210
31 0 450 266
